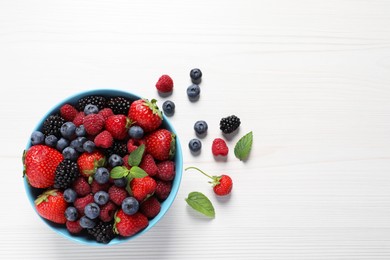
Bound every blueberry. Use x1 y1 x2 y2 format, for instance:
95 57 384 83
62 146 78 161
31 131 44 145
162 100 175 116
94 167 110 184
109 154 123 167
114 177 127 188
56 138 69 152
83 140 96 153
84 104 99 115
63 188 77 203
128 126 144 140
60 122 76 139
70 137 87 153
65 206 78 221
190 68 202 84
44 135 58 147
75 125 86 137
122 197 139 215
194 120 208 136
94 191 110 205
84 202 100 219
189 138 202 153
187 84 201 99
79 216 96 229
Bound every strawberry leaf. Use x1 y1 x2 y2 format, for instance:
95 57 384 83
129 166 148 179
128 144 145 167
234 131 253 161
110 166 129 179
185 192 215 218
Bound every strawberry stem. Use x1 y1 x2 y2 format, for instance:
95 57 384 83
185 166 213 180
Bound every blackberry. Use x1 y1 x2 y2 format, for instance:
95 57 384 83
104 141 127 157
87 221 116 244
42 114 65 138
219 115 241 134
54 160 80 189
77 95 107 111
107 97 131 115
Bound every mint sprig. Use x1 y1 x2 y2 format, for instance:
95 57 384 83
185 192 215 218
234 131 253 161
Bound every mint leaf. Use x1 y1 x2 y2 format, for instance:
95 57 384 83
234 131 253 161
110 166 129 179
185 192 215 218
130 166 148 178
128 144 145 166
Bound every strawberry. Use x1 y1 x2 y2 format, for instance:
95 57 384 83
139 154 158 177
83 113 105 135
105 115 131 140
23 145 63 188
60 104 78 122
66 220 83 234
98 108 114 120
77 151 106 179
128 99 162 133
155 180 172 201
74 193 94 215
100 201 117 222
73 112 86 127
108 186 127 206
212 138 229 156
35 189 67 224
155 74 174 93
94 130 113 148
114 210 148 237
72 176 91 196
145 129 175 161
156 160 175 181
140 196 161 219
130 176 157 202
185 167 233 196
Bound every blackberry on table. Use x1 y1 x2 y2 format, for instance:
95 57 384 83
219 115 241 134
42 114 65 138
107 97 131 115
77 95 107 111
54 160 80 189
87 221 116 244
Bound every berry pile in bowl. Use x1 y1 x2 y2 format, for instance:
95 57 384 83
22 89 183 245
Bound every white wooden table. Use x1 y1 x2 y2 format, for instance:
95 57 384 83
1 0 390 259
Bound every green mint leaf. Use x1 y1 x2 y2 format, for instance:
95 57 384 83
185 192 215 218
110 166 128 179
128 144 145 166
234 131 253 161
130 166 148 178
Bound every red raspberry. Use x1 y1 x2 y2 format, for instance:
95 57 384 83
108 186 127 206
94 130 113 148
155 180 172 201
66 220 83 234
212 138 229 156
99 201 117 222
156 74 174 93
140 196 161 219
156 160 175 181
122 155 131 169
60 104 78 122
83 113 105 135
91 180 111 194
127 139 145 153
139 154 158 177
72 177 91 197
130 176 157 202
74 193 94 215
73 112 86 127
98 108 114 120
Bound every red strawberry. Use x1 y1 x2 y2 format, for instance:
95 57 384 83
94 130 113 148
60 104 78 122
155 74 174 93
156 160 175 181
140 196 161 219
73 112 86 127
139 154 158 177
114 210 148 237
105 115 131 140
100 201 117 222
23 145 63 188
185 167 233 196
128 99 162 133
98 108 114 120
130 176 157 202
66 220 83 234
91 180 110 194
155 180 172 201
145 129 175 161
83 113 105 135
77 151 106 178
74 194 94 215
72 176 91 196
212 138 229 156
108 186 127 206
35 189 67 224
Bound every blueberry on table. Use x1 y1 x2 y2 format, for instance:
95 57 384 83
128 126 144 139
187 84 201 100
189 138 202 153
190 68 202 84
194 120 208 136
122 197 139 215
162 100 175 116
31 131 45 145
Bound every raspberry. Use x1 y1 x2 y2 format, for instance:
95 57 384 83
155 180 172 201
122 155 131 169
74 194 94 215
72 177 91 197
140 196 161 219
66 220 83 234
72 112 86 127
91 180 111 194
156 160 175 181
108 186 127 206
127 139 139 153
99 201 117 222
212 138 229 156
98 108 114 120
155 74 174 93
60 104 78 122
83 114 105 135
94 130 113 148
139 154 158 177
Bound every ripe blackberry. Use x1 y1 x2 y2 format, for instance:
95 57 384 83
87 220 116 244
54 160 80 189
107 97 131 115
42 114 65 138
77 95 107 111
104 141 128 157
219 115 241 134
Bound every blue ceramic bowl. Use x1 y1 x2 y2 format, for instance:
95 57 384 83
24 89 183 246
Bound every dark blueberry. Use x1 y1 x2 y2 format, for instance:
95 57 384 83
80 216 96 229
75 125 86 137
190 68 202 84
56 138 69 152
122 197 139 215
84 104 99 115
83 140 96 153
128 126 144 140
63 188 77 203
60 122 76 139
70 137 87 153
162 100 175 116
84 203 100 219
187 84 201 99
31 131 45 145
94 167 110 184
62 146 78 161
189 138 202 153
114 177 127 188
65 206 78 221
94 191 110 206
194 120 208 136
108 154 123 167
44 135 58 147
